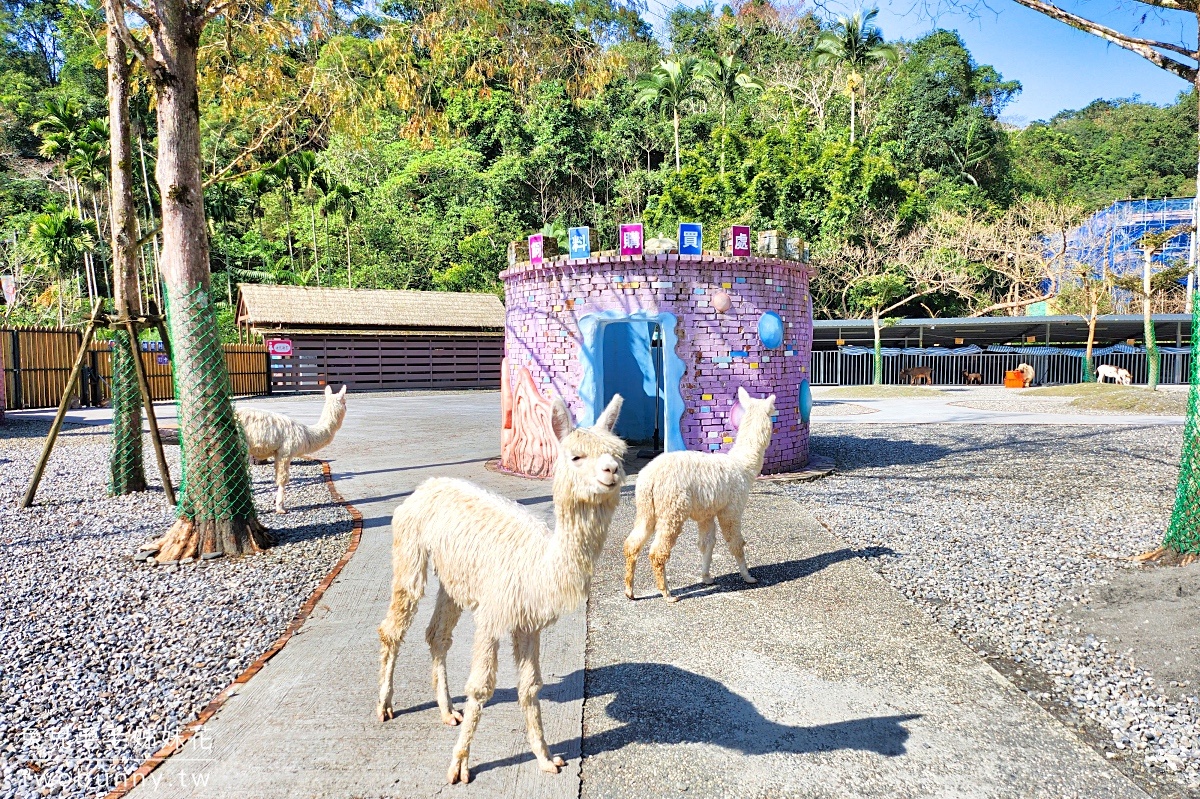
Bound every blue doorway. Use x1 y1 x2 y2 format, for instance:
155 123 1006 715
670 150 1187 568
600 321 664 447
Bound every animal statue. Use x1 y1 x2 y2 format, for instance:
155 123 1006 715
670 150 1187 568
899 366 933 385
376 395 626 785
624 387 775 603
961 370 983 385
1016 363 1036 388
1096 364 1133 385
235 385 348 513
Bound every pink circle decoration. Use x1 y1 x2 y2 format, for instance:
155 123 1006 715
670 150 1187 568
711 290 732 313
730 399 745 429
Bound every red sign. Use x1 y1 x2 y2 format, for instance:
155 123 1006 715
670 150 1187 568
730 225 751 256
266 338 293 356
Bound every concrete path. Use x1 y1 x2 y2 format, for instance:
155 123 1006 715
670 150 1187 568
14 391 1148 798
812 397 1184 425
124 392 584 799
583 487 1147 799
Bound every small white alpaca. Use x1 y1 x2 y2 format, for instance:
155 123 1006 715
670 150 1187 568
625 387 776 603
1097 364 1133 385
376 395 626 785
235 385 348 514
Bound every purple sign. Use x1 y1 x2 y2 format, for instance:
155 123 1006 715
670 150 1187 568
730 225 751 256
528 234 544 265
619 224 644 256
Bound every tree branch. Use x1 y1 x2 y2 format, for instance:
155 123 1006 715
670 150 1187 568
108 0 157 68
970 292 1054 317
1008 0 1198 81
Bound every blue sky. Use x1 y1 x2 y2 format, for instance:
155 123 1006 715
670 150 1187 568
644 1 1196 125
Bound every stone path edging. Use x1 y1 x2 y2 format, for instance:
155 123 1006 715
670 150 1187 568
104 460 364 799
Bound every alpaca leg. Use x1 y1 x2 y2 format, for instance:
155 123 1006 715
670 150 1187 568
514 629 565 774
447 631 499 784
623 515 655 600
648 517 685 603
697 518 717 584
718 512 756 584
273 457 290 514
425 585 464 726
376 585 422 722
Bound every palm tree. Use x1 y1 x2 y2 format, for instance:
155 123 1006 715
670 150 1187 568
634 58 707 172
700 53 763 175
28 208 96 325
290 151 328 286
322 183 360 287
814 9 898 145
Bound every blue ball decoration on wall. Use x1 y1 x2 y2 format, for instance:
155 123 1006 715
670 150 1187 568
799 378 812 424
757 311 784 350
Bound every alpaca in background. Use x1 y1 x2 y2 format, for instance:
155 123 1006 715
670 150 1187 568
1016 362 1036 388
376 395 626 785
236 384 348 513
1097 364 1133 385
625 387 776 603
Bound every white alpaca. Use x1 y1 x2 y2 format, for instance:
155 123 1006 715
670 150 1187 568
624 387 776 603
235 385 348 514
376 395 626 785
1097 364 1133 385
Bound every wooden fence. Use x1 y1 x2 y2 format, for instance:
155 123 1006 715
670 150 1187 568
1 327 269 410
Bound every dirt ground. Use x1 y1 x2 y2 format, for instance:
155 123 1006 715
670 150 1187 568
1067 562 1200 702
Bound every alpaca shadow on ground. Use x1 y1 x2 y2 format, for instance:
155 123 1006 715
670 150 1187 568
808 433 953 471
667 546 897 601
467 662 918 777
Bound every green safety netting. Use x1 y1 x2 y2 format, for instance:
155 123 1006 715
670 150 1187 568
1082 356 1096 384
1164 293 1200 555
108 326 147 495
165 284 258 522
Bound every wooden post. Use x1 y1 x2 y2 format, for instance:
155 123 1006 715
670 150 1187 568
125 318 176 506
21 303 102 507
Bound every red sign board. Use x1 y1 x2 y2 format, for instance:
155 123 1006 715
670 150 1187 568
730 225 751 256
266 338 293 356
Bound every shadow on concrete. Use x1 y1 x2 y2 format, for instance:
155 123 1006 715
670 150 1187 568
809 432 954 471
333 457 494 479
663 545 898 601
457 664 916 777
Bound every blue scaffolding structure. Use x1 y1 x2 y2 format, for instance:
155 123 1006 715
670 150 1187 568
1067 197 1195 313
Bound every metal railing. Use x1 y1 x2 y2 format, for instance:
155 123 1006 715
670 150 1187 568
810 350 1191 386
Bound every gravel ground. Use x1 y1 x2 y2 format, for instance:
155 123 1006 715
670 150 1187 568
790 424 1196 797
0 419 352 799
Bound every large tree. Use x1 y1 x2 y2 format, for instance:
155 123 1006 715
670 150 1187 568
111 0 269 559
634 57 707 172
105 0 146 495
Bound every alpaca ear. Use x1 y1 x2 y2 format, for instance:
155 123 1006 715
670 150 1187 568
325 385 333 396
737 386 750 405
595 394 623 432
338 385 347 397
550 398 574 442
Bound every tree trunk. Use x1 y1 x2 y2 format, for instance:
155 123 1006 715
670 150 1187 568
872 308 882 385
1084 305 1098 383
346 225 352 288
850 90 856 146
146 5 269 561
309 204 320 286
106 2 147 494
1145 248 1160 390
673 109 681 173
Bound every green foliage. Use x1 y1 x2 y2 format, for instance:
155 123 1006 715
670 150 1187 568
0 0 1196 336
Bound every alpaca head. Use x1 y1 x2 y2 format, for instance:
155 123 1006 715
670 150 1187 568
737 386 775 422
322 384 348 427
549 394 627 503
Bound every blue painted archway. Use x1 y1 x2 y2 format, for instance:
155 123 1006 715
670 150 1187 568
577 311 686 452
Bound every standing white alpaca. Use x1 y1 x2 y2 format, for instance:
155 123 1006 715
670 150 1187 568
1097 364 1133 385
625 387 776 603
376 394 626 785
235 385 348 514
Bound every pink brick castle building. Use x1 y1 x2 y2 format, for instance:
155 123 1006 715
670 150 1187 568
499 230 814 478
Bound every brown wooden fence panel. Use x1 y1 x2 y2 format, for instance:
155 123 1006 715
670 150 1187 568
270 334 503 392
2 326 268 410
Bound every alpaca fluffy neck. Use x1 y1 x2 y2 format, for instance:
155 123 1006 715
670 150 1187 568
540 469 621 617
728 410 773 475
302 396 346 453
